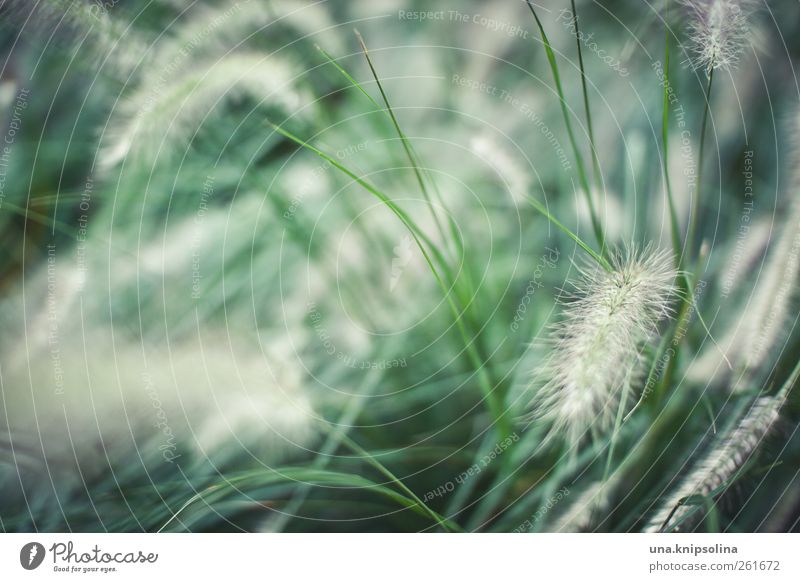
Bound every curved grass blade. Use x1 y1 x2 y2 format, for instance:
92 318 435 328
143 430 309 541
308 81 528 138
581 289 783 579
267 120 511 437
525 0 604 252
524 195 611 271
157 467 445 532
337 433 461 532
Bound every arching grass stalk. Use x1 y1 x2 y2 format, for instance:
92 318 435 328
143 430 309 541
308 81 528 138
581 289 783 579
323 35 489 368
315 40 485 352
267 359 389 532
336 432 462 532
352 30 452 250
569 0 604 199
157 465 456 532
267 122 512 440
525 0 605 254
525 196 611 271
316 41 463 271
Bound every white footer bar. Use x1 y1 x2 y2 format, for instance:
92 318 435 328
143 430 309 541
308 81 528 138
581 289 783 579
1 533 797 580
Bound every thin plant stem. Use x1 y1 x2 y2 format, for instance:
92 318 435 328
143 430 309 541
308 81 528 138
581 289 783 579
686 68 714 263
661 1 683 269
525 195 612 271
317 38 491 373
651 67 716 405
525 0 605 252
338 433 461 532
570 0 604 207
268 122 512 439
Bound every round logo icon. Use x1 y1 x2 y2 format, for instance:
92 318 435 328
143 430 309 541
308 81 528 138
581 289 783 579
20 542 46 570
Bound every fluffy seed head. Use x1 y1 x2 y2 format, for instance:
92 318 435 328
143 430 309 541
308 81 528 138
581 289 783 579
529 246 676 448
550 480 611 532
681 0 756 72
687 143 800 388
100 52 311 170
645 394 784 532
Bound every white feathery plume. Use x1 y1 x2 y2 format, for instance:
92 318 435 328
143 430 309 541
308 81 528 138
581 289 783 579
529 246 676 447
100 52 311 169
680 0 757 72
550 480 614 532
685 218 773 385
6 0 149 75
686 185 800 387
155 2 273 64
0 324 316 472
718 217 773 298
645 393 786 532
739 206 800 373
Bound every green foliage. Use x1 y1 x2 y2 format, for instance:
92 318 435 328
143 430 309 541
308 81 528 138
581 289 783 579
1 0 799 533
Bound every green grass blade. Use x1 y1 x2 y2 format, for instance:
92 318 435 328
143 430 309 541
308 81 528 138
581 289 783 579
338 433 462 532
315 43 383 110
661 3 684 268
322 33 460 269
686 68 714 263
525 0 604 251
267 120 511 437
570 0 604 200
157 467 442 532
524 195 611 271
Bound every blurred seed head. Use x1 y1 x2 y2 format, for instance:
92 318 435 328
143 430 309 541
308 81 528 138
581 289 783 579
645 393 784 531
680 0 757 72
